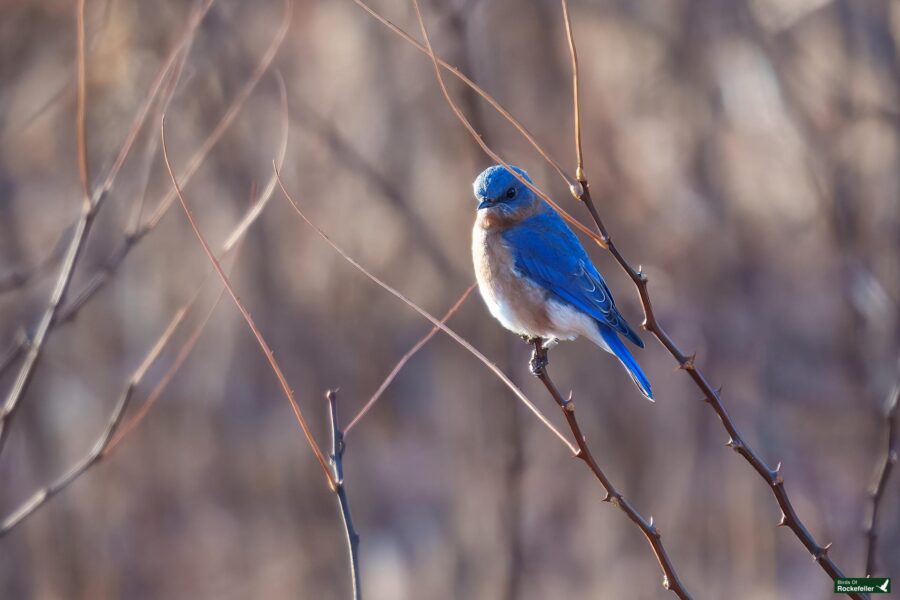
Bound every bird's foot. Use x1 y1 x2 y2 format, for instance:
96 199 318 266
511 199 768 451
529 339 549 376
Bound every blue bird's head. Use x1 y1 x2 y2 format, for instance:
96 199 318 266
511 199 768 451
472 165 535 215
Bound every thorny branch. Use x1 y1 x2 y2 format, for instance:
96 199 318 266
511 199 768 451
326 390 362 600
529 340 693 599
557 2 862 596
409 1 692 595
863 382 899 576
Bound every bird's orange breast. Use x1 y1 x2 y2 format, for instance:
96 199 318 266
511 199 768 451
472 220 553 337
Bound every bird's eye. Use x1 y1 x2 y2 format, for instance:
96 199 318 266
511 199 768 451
505 187 517 199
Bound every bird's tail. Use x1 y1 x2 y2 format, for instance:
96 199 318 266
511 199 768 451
599 326 654 401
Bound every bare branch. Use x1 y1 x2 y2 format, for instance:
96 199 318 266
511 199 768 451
559 0 583 181
529 341 693 599
327 390 362 599
0 169 272 536
0 32 288 384
0 1 211 298
0 2 98 460
556 5 862 596
146 0 291 230
100 0 215 198
162 114 336 488
76 0 90 207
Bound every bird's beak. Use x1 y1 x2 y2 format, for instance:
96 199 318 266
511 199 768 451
477 199 492 210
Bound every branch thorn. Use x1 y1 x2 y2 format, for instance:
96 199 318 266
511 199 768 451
678 353 696 372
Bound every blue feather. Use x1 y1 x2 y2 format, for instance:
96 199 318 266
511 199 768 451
599 326 654 401
502 210 644 348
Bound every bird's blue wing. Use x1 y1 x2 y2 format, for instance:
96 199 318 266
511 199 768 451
502 210 644 348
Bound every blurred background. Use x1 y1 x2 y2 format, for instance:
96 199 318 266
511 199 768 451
1 0 898 598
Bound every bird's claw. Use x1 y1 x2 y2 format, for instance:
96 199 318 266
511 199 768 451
529 342 549 376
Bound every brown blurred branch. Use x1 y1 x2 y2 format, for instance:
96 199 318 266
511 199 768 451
557 3 862 596
162 112 336 488
529 340 692 599
274 166 575 452
864 382 899 576
0 277 226 538
0 1 97 460
0 160 279 537
559 0 583 181
0 30 287 385
75 0 90 207
0 0 216 459
344 284 476 435
326 390 362 600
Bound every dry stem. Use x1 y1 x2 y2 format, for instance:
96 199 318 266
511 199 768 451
162 115 336 488
558 2 861 594
327 390 362 599
529 340 693 599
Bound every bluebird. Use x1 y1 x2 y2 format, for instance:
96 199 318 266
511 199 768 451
471 165 653 400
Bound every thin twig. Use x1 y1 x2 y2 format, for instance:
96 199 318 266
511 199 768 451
147 0 291 229
100 0 216 198
530 341 692 599
555 6 862 596
162 115 336 488
274 167 575 452
76 0 90 207
103 284 226 455
0 2 97 460
327 390 362 600
0 0 216 458
0 171 271 536
125 35 192 235
863 382 899 576
344 284 476 435
559 0 583 182
0 0 211 298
